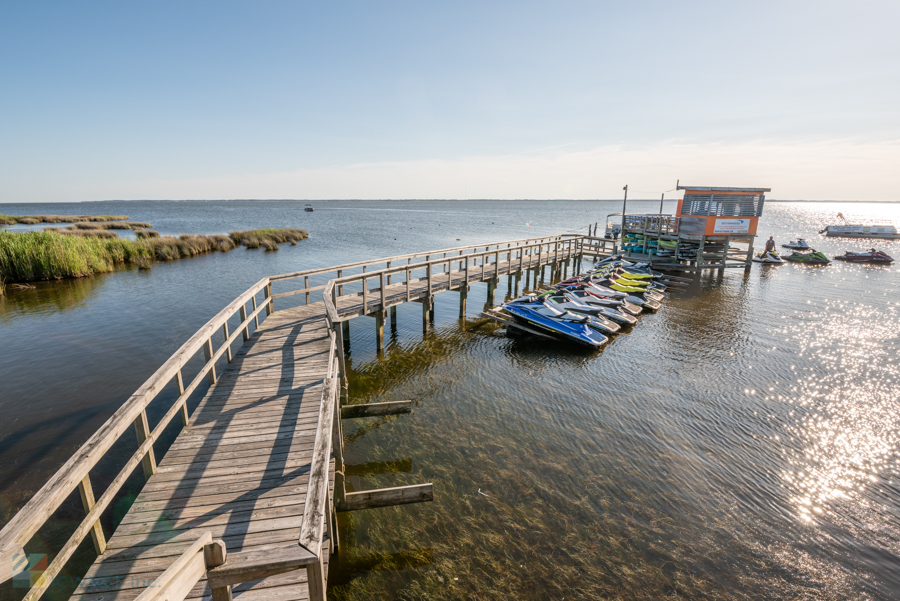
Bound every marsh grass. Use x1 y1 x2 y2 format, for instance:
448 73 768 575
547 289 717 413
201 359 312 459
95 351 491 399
0 214 128 225
67 221 152 230
45 227 120 238
135 229 160 239
230 228 308 251
0 228 309 284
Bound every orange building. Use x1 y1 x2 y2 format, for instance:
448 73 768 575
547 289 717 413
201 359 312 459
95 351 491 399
675 185 770 238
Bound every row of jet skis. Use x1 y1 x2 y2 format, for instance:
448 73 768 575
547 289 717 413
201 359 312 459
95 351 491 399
500 258 667 348
752 238 894 265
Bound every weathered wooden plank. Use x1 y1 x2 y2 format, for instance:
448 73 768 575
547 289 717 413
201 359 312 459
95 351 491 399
338 483 434 511
340 400 412 419
207 544 317 589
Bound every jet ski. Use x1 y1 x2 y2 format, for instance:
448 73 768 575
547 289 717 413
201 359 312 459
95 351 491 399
783 250 830 265
562 291 638 325
833 249 894 264
537 293 621 333
752 251 785 264
781 239 810 250
581 285 644 315
502 300 609 347
592 279 665 302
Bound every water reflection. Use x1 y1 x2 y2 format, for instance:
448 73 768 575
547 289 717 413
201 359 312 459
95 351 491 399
0 273 111 320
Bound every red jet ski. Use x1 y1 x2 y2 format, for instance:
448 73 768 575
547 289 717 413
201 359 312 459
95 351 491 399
833 249 894 264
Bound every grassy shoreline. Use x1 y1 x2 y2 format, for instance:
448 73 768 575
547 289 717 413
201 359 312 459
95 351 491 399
0 228 308 292
0 214 129 225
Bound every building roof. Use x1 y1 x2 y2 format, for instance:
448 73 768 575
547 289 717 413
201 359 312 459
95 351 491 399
676 185 771 192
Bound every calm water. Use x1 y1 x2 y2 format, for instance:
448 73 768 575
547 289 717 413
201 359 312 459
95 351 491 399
1 200 899 600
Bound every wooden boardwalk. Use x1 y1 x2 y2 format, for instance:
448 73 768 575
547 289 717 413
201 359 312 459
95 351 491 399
72 304 334 601
1 235 598 601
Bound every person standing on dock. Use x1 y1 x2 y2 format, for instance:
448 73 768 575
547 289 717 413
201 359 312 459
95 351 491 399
765 236 776 253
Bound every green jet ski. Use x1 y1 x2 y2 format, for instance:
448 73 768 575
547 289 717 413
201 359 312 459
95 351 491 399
783 250 830 265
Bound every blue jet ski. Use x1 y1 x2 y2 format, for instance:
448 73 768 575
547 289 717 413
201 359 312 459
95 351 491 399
502 300 609 347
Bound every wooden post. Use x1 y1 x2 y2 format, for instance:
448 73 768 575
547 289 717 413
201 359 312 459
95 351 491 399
696 236 706 269
204 540 232 601
722 236 731 271
238 305 250 341
745 236 755 271
379 272 386 311
406 266 411 301
251 296 260 328
203 338 217 384
422 297 432 332
304 276 310 305
342 319 349 341
427 262 432 296
133 410 157 478
337 269 343 296
221 323 232 363
362 276 368 314
78 475 106 555
306 555 326 601
265 282 273 315
176 369 189 426
375 311 385 353
390 305 397 328
486 278 497 307
334 323 346 381
386 261 392 286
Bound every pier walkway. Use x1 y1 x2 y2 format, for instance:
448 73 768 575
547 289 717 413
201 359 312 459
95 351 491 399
0 235 600 601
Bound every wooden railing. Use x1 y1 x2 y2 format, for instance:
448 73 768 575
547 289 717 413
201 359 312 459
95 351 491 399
0 232 600 601
268 234 580 305
0 279 275 601
318 236 580 316
621 214 679 235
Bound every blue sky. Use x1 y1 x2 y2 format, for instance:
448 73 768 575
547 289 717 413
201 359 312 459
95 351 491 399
1 0 898 202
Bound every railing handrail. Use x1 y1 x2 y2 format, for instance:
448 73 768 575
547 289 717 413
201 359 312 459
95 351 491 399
326 237 567 285
0 278 274 597
269 233 577 282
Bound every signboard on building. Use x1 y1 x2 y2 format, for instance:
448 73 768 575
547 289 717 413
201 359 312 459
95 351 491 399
712 219 751 234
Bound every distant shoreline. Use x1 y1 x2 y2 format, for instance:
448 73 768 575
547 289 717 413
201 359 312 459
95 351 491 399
1 199 899 205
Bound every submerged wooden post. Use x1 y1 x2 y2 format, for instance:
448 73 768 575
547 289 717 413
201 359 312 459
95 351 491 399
486 278 497 307
745 236 755 272
422 297 432 333
390 305 397 328
374 311 385 353
459 285 468 318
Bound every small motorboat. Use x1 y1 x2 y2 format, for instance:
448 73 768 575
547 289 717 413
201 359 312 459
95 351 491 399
833 249 894 264
781 239 810 250
783 250 830 265
502 301 609 347
304 204 314 212
752 251 785 264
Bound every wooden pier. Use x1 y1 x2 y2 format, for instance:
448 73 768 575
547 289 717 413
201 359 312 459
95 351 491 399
0 234 603 601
